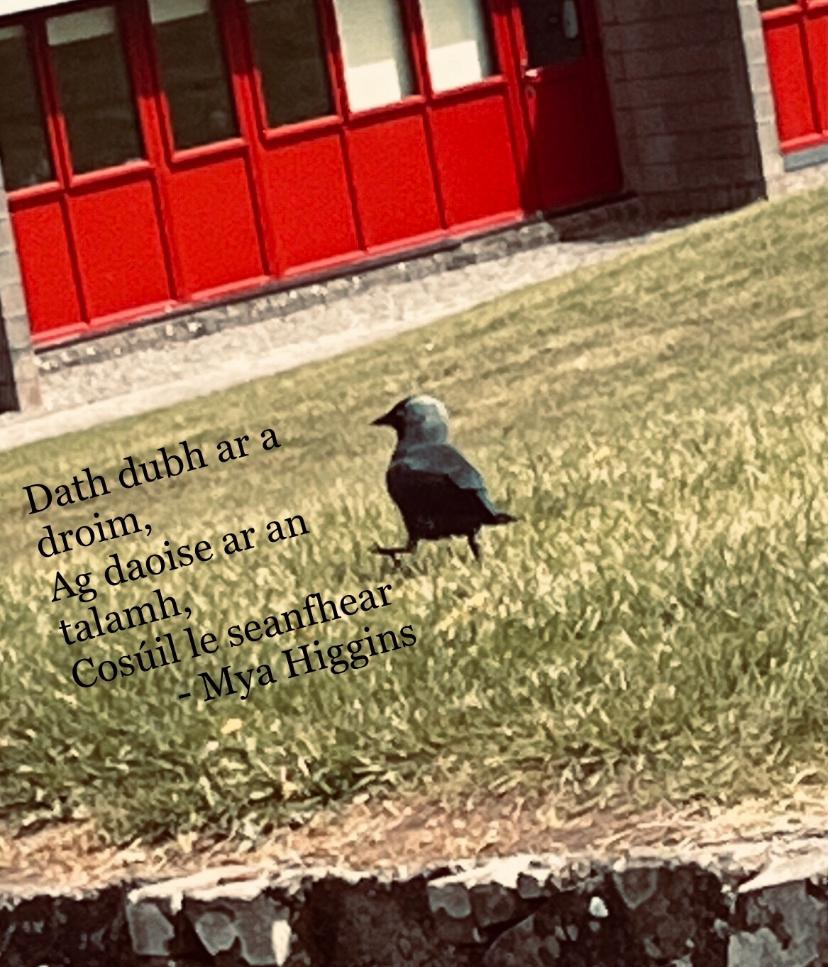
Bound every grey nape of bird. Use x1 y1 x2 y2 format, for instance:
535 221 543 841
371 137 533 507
370 395 517 563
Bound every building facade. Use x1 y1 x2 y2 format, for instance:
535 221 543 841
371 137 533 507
0 0 825 412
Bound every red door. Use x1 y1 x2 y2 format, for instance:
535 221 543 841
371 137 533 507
236 0 362 276
1 4 175 341
138 0 268 299
760 0 827 152
331 0 443 252
412 0 525 229
508 0 621 211
237 0 527 266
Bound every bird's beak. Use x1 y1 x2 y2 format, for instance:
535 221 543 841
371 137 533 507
371 410 394 427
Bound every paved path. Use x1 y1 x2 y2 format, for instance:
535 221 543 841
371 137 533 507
0 224 693 453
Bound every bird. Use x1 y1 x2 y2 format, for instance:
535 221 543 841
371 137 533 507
371 395 517 563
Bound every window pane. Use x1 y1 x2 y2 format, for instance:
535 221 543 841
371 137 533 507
0 25 53 190
150 0 238 149
334 0 414 112
517 0 584 68
420 0 494 92
246 0 332 127
47 8 143 174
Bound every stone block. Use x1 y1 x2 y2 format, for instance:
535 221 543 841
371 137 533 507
184 879 293 966
126 865 266 959
0 886 127 967
729 846 828 966
609 860 730 963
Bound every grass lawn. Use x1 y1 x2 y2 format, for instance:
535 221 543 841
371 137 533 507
0 188 825 852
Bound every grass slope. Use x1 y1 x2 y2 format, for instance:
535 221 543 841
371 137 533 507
0 189 825 845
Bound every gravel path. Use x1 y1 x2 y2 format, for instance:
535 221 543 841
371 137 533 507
0 225 682 452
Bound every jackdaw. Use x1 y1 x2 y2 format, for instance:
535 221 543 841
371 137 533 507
371 395 516 562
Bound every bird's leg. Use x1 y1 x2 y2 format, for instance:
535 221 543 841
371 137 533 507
373 538 418 565
468 532 482 563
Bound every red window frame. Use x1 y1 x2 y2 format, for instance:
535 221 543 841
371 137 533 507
240 0 343 144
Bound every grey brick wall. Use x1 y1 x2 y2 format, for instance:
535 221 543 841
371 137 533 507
0 165 41 413
596 0 772 216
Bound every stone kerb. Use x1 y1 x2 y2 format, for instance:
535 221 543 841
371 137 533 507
0 837 826 965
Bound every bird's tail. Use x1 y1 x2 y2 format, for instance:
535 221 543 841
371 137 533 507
491 512 519 525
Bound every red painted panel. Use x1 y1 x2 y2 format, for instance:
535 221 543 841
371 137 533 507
587 61 624 193
806 8 827 134
71 179 170 319
165 156 264 295
763 19 817 145
260 133 359 271
429 92 521 227
10 201 83 335
525 66 620 211
346 113 441 248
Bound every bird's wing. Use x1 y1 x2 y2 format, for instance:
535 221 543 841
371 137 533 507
402 443 488 494
387 444 500 533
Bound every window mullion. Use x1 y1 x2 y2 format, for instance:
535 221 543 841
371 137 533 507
29 17 72 187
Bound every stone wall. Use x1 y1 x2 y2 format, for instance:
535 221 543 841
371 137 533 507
596 0 772 216
0 167 40 413
0 839 826 966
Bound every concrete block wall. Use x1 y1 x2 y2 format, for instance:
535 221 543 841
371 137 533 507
596 0 772 216
0 167 40 413
734 0 786 193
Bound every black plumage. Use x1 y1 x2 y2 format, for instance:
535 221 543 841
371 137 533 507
371 395 516 562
